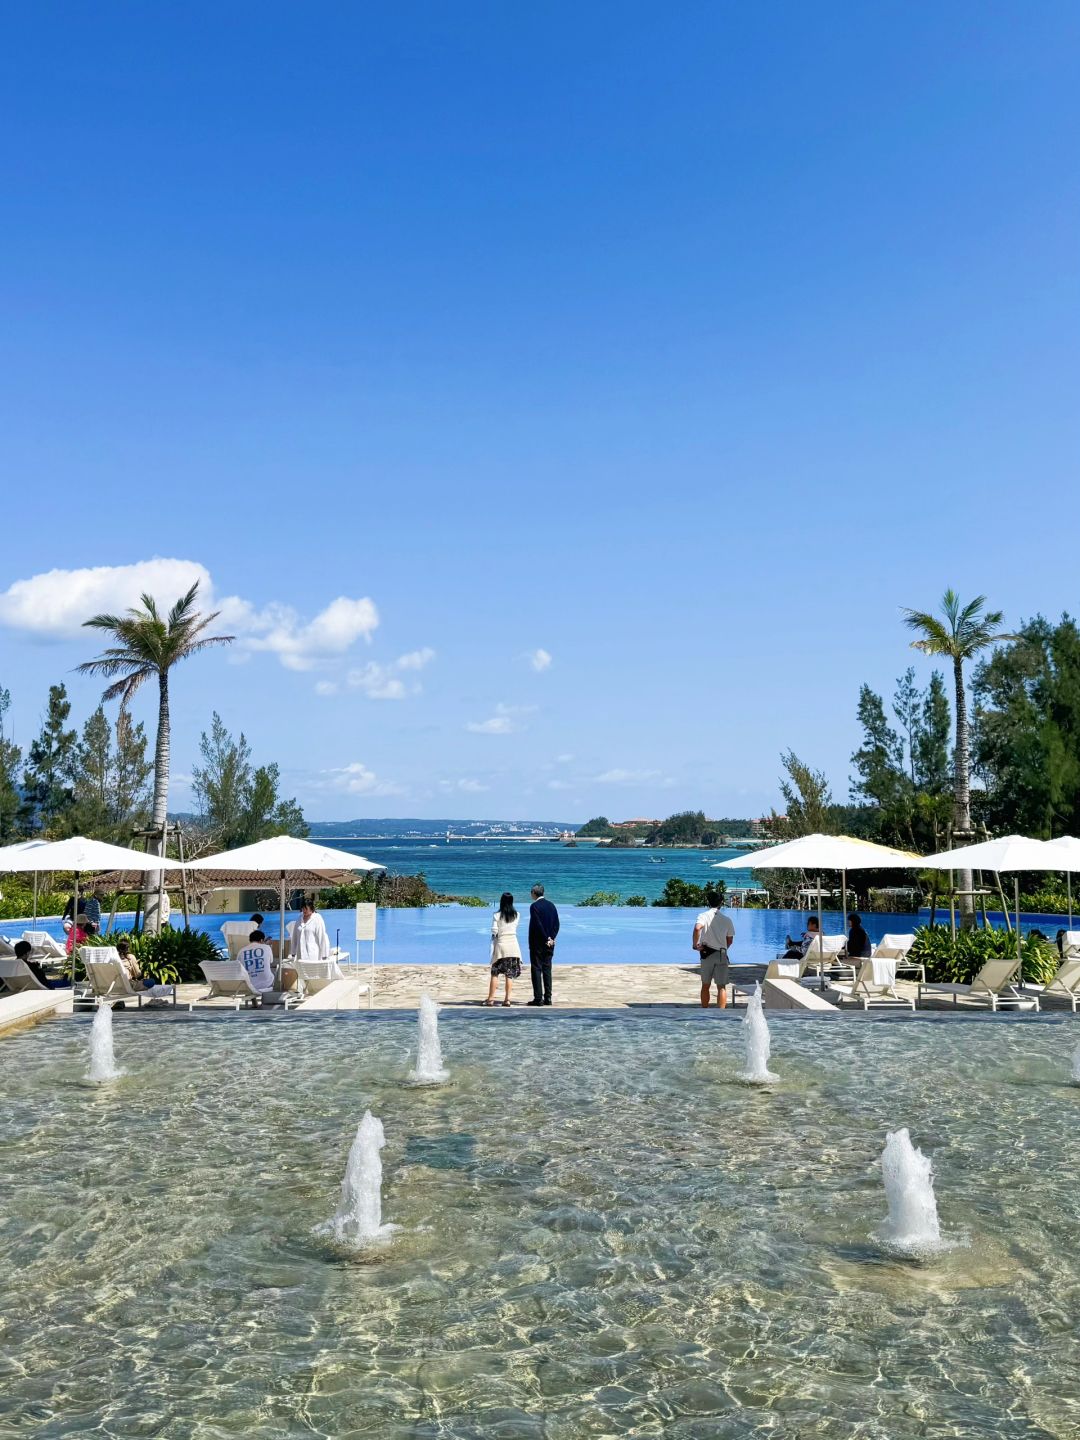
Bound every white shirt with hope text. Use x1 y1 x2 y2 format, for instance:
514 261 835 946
237 942 276 992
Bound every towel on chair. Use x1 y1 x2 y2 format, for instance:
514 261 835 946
871 958 897 986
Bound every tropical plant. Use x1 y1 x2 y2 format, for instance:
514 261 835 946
21 683 78 833
652 877 725 908
191 712 307 847
81 926 222 983
577 891 621 906
78 583 233 932
974 615 1080 839
0 684 21 842
625 894 647 906
908 923 1057 986
903 590 1014 923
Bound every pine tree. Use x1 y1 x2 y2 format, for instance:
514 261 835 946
22 684 78 833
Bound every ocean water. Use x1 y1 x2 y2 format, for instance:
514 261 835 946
319 837 758 904
3 1011 1080 1437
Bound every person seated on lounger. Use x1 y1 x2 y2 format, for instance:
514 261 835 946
15 939 57 988
846 913 872 960
782 916 820 959
238 930 276 993
115 935 142 983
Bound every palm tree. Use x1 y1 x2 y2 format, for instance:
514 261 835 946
902 589 1014 922
79 583 233 931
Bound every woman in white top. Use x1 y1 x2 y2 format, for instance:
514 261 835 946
486 892 522 1007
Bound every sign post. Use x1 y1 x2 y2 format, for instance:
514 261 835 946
355 902 377 1008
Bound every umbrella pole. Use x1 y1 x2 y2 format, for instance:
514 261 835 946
32 870 38 927
278 871 286 992
1068 872 1073 928
842 870 848 934
71 871 80 988
1015 875 1022 972
818 870 825 991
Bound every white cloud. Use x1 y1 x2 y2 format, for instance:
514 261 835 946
0 558 212 639
439 777 490 794
346 648 435 700
556 753 574 764
314 680 339 698
319 762 403 797
527 648 553 672
396 647 436 672
0 557 381 673
593 768 673 786
547 779 574 791
466 702 534 735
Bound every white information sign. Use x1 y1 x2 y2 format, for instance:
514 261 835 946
355 902 377 942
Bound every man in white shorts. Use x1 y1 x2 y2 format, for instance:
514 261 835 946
692 904 735 1009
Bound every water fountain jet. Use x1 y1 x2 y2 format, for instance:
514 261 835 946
318 1110 397 1246
737 982 778 1085
1071 1043 1080 1085
876 1127 955 1260
86 1003 122 1083
407 993 449 1086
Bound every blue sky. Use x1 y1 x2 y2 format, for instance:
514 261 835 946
1 3 1077 821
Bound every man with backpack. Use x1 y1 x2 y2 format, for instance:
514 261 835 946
692 903 735 1008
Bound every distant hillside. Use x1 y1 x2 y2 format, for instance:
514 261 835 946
307 818 578 838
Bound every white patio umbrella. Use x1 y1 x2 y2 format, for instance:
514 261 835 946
713 833 923 936
921 835 1065 968
0 839 48 926
185 835 383 987
0 837 185 981
1048 837 1080 927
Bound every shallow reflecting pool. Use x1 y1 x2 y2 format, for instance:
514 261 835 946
3 1011 1080 1437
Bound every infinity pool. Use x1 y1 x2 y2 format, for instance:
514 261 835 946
2 1011 1079 1436
4 905 1068 967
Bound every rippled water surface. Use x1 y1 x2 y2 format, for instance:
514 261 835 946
3 1012 1080 1438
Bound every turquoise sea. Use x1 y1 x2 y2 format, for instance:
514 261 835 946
326 837 756 905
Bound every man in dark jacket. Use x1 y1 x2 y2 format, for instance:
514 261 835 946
527 884 560 1006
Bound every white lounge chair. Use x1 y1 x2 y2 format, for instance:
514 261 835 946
293 955 347 998
1029 956 1080 1012
220 921 257 962
0 935 18 959
871 933 924 983
79 946 176 1008
23 930 66 961
832 959 915 1011
918 956 1037 1011
802 934 853 982
1059 931 1080 961
0 956 51 995
195 960 299 1010
197 959 265 1008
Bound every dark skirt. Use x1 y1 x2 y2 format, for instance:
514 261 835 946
491 955 522 979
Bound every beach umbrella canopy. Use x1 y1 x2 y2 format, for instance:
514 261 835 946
0 836 184 875
0 837 184 979
713 833 923 967
919 835 1063 872
186 835 383 986
1049 836 1080 925
921 834 1066 966
712 834 922 872
185 835 382 879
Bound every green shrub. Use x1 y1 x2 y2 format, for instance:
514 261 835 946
652 877 726 908
81 926 222 984
578 891 621 906
625 895 647 906
909 924 1058 986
